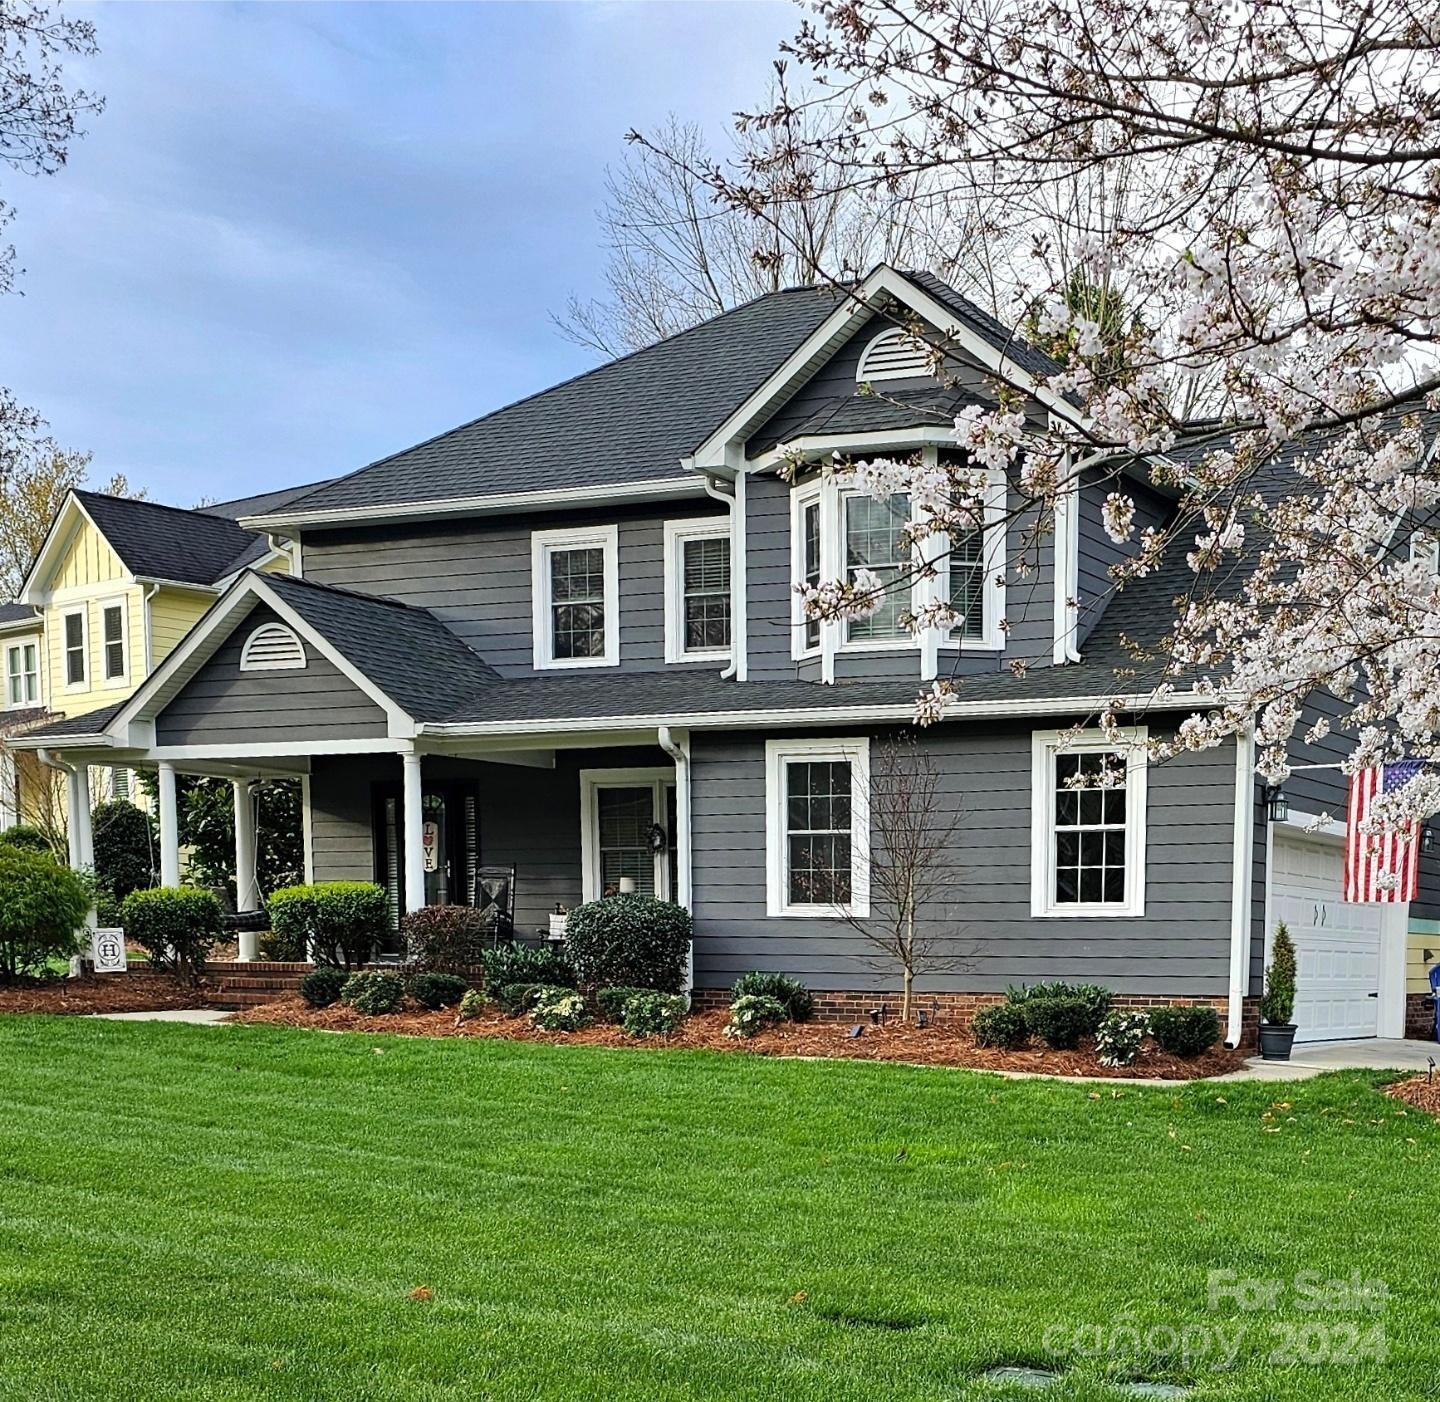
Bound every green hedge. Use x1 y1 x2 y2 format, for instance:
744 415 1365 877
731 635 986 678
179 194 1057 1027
267 882 388 970
120 887 222 983
0 846 91 981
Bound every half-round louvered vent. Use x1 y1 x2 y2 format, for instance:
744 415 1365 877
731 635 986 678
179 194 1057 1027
856 326 935 382
239 622 306 672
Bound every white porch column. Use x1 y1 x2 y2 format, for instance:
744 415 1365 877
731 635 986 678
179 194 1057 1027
233 778 260 962
402 751 425 913
157 761 180 887
66 764 94 872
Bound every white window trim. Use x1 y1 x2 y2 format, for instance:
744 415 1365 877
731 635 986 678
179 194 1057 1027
531 524 619 670
1409 528 1439 573
98 595 129 685
4 639 40 709
579 767 676 903
1030 727 1148 918
239 622 307 672
837 485 921 654
61 605 88 691
663 517 731 664
790 479 825 661
765 736 871 918
937 466 1007 652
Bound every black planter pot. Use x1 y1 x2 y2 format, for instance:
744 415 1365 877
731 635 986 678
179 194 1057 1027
1258 1022 1298 1061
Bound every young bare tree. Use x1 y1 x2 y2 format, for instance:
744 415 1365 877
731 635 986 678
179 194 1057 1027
841 733 969 1021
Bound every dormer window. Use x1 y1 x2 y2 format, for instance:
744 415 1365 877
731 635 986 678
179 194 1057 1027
240 622 306 671
856 325 934 382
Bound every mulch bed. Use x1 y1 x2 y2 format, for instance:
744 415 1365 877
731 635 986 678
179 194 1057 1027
1385 1073 1440 1117
0 974 212 1016
234 997 1243 1080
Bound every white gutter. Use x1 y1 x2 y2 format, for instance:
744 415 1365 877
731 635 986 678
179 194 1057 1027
1225 727 1257 1048
657 725 694 994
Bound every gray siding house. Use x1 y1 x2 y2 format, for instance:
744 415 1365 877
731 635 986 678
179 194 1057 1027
21 264 1438 1045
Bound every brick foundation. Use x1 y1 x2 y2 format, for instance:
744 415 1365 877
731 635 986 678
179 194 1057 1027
691 987 1261 1048
1406 993 1437 1041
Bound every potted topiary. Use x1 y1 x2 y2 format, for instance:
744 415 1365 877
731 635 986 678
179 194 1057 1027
1258 921 1299 1060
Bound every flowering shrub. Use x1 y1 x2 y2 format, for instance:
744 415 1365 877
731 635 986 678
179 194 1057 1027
732 971 813 1022
529 988 590 1033
457 989 485 1022
340 970 406 1016
724 993 786 1038
596 985 655 1023
1095 1011 1151 1067
621 991 686 1038
494 982 572 1017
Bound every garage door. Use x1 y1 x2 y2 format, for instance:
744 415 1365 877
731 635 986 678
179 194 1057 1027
1271 833 1381 1042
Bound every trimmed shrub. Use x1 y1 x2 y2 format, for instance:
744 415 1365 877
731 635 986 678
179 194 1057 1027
340 970 406 1015
494 982 572 1017
408 971 469 1010
1261 922 1298 1025
1008 981 1112 1034
1150 1004 1222 1058
596 985 655 1023
402 904 494 974
973 1003 1029 1050
260 928 306 962
0 845 91 981
529 988 589 1032
267 882 388 970
0 823 53 854
724 993 786 1038
732 971 813 1022
298 966 346 1008
90 799 156 903
458 988 485 1022
1096 1010 1151 1067
622 991 687 1038
480 941 576 993
120 886 222 983
562 895 691 993
1024 995 1093 1051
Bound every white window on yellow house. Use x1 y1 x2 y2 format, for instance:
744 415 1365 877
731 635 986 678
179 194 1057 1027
62 609 87 688
100 599 127 682
5 642 39 707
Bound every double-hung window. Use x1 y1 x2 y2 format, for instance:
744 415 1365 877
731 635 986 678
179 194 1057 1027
844 492 912 644
939 466 1006 650
663 519 731 662
531 526 619 669
1031 729 1148 917
5 642 38 707
765 737 870 917
100 598 127 682
792 481 824 656
62 608 87 688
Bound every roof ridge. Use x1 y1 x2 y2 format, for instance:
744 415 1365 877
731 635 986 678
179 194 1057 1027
75 489 258 532
265 285 851 518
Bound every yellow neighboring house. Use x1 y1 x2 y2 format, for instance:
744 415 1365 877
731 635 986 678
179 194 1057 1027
7 486 308 815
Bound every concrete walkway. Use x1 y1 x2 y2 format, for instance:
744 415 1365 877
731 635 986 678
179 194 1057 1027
1223 1037 1438 1082
90 1009 232 1025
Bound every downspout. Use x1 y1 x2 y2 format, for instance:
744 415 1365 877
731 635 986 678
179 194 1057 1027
1226 727 1257 1049
657 725 694 996
1052 450 1082 664
142 582 161 674
703 473 744 680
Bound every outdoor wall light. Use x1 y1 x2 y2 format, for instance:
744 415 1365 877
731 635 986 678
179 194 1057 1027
1263 784 1289 823
1423 826 1436 856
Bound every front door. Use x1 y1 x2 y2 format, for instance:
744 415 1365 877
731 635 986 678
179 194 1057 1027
373 781 477 941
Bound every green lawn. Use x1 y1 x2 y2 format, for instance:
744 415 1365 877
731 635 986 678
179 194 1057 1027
0 1018 1435 1401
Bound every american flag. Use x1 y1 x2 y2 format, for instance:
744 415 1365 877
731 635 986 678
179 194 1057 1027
1344 760 1423 903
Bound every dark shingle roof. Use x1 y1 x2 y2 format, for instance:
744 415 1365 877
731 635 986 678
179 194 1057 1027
752 386 990 454
75 492 266 586
0 602 40 628
261 573 499 722
264 287 849 519
202 478 337 520
901 270 1061 381
21 701 125 740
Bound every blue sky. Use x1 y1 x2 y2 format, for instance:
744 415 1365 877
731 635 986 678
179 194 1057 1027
1 1 794 505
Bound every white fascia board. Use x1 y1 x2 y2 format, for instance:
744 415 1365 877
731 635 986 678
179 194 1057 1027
242 476 706 532
0 616 42 636
416 687 1217 740
132 576 222 595
747 426 959 473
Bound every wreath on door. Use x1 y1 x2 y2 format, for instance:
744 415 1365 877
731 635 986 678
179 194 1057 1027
646 823 668 855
